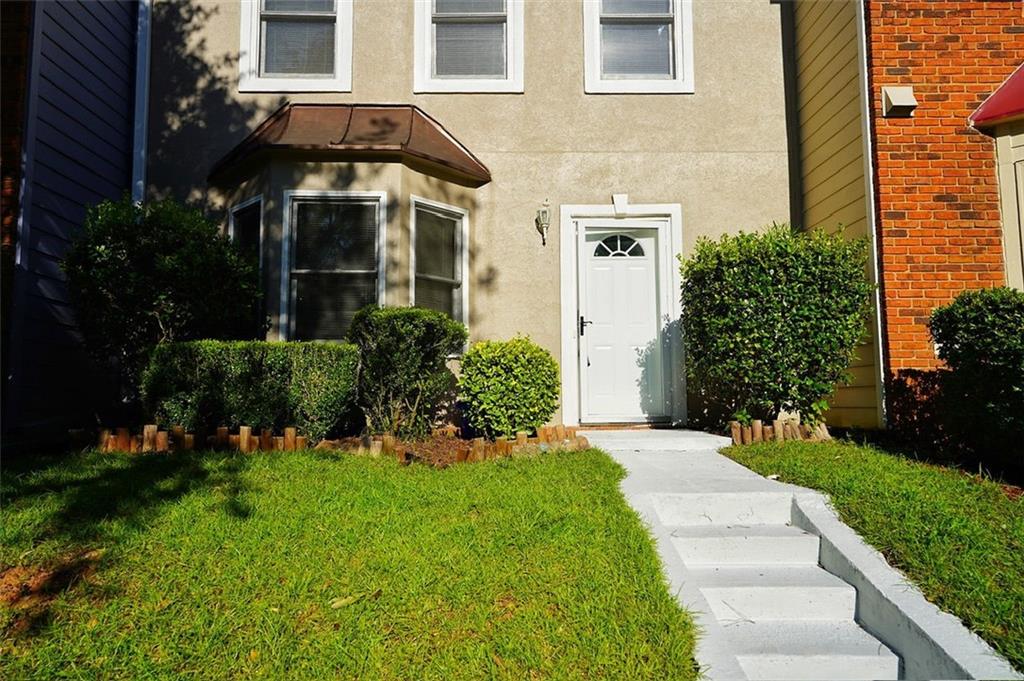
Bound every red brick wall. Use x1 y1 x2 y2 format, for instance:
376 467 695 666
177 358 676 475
867 0 1024 374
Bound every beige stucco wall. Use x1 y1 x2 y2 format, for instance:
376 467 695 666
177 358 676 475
148 0 792 422
792 0 882 429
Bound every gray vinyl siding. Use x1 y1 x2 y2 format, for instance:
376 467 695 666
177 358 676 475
5 1 137 438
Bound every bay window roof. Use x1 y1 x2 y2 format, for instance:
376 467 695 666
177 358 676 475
209 103 491 187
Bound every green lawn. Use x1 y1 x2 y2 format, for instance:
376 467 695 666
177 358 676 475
724 440 1024 671
1 449 696 680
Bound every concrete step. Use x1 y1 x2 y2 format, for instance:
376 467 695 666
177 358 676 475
670 525 820 567
725 620 900 680
652 492 795 526
690 565 856 622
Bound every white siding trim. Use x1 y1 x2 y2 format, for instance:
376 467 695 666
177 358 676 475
582 0 694 94
131 0 151 202
239 0 353 93
279 190 387 340
559 201 685 426
413 0 525 93
409 195 470 329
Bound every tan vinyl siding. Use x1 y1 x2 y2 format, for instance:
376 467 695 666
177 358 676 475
793 0 881 428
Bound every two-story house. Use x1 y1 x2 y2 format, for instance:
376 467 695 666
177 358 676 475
143 0 793 428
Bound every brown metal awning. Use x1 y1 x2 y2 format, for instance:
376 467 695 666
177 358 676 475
208 103 491 187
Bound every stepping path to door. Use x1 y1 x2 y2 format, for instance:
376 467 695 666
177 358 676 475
581 430 900 681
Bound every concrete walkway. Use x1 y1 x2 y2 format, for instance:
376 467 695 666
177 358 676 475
581 429 900 681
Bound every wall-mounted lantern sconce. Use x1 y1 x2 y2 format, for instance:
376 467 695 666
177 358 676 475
882 85 918 118
536 199 551 245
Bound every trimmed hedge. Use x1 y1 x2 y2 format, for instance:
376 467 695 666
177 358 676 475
459 336 560 439
680 224 873 425
347 306 467 438
929 287 1024 476
141 341 358 442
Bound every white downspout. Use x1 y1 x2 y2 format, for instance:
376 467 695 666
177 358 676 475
131 0 152 202
855 0 888 427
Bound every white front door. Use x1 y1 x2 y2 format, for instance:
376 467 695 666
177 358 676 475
578 225 668 422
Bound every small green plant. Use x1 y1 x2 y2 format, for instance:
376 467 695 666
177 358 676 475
63 196 260 400
680 224 873 425
929 286 1024 476
459 335 560 439
347 306 467 438
141 340 358 442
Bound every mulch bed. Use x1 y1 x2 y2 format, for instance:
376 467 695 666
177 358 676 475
328 434 472 468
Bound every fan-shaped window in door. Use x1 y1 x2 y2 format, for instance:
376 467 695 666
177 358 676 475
594 234 644 257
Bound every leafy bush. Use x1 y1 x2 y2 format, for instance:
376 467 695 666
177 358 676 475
929 287 1024 475
141 340 358 442
347 306 467 438
459 336 560 439
63 197 260 397
680 224 873 425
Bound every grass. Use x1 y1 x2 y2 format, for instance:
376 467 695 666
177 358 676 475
0 448 696 680
724 439 1024 671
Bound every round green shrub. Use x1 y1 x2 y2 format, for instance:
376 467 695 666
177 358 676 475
680 224 873 425
459 336 560 439
347 306 467 438
929 286 1024 476
63 196 260 400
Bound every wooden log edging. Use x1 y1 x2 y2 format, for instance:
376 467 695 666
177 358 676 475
728 419 831 445
99 424 313 454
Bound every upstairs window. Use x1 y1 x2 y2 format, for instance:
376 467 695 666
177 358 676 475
414 0 524 93
239 0 353 92
583 0 694 94
411 198 467 324
282 192 386 340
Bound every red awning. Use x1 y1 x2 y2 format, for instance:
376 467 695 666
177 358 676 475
209 103 491 187
970 62 1024 129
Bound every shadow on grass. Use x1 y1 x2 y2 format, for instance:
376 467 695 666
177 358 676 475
1 450 255 637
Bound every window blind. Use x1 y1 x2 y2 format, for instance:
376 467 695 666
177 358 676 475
291 199 378 340
599 0 674 79
414 206 462 320
432 0 507 79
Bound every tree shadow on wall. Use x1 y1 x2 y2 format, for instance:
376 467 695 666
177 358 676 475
148 1 284 210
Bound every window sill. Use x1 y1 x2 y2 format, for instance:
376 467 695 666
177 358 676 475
413 77 524 94
239 77 352 93
584 79 695 95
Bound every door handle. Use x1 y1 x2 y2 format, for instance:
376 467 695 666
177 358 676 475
579 315 593 336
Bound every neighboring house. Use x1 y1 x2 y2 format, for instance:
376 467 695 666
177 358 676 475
788 0 1024 429
144 0 793 427
1 1 145 443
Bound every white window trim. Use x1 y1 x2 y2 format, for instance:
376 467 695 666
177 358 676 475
413 0 525 93
582 0 694 94
239 0 353 93
280 190 388 340
409 195 470 328
559 200 685 426
228 194 265 276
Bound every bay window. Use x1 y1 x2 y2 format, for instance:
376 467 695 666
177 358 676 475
411 198 467 324
282 192 386 340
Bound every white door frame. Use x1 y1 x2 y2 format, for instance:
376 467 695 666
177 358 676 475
559 200 685 426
